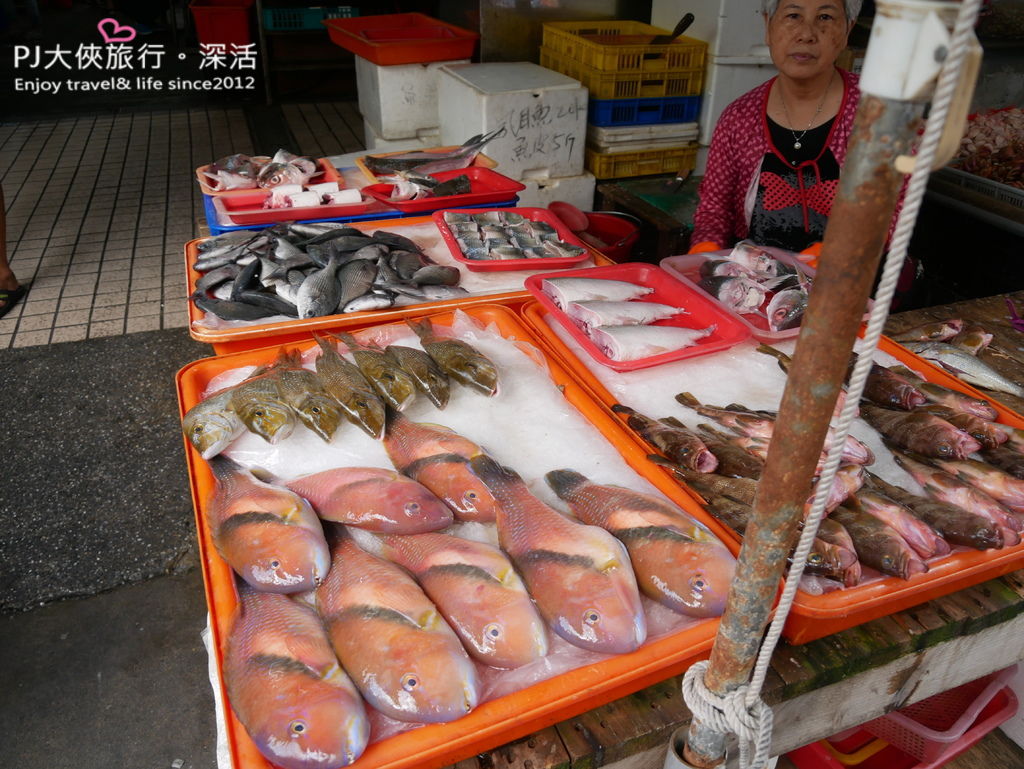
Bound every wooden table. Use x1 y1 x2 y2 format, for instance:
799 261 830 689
594 175 702 264
448 291 1024 769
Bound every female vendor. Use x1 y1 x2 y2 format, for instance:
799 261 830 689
689 0 922 306
691 0 863 254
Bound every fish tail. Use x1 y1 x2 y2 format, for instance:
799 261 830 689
675 392 700 409
610 403 637 417
313 333 333 355
660 416 687 429
755 343 791 371
405 316 434 341
544 469 588 500
330 330 359 353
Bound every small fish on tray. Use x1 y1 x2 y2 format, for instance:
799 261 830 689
541 276 654 309
361 127 506 177
190 222 469 324
443 209 587 262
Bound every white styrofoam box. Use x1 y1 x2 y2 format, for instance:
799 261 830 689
437 62 588 181
999 664 1024 749
588 122 699 148
356 57 468 140
698 55 776 145
652 0 769 58
515 171 596 211
362 118 440 153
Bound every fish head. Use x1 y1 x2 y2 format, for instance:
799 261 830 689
665 543 736 618
247 683 370 769
379 481 454 532
337 393 386 440
292 393 345 443
235 397 297 444
367 365 418 411
535 551 647 655
878 547 928 580
183 410 241 459
219 516 330 593
363 620 480 723
766 288 808 332
437 569 549 668
805 541 855 583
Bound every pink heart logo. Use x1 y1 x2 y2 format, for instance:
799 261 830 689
97 18 136 43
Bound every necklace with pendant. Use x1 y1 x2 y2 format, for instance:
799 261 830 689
778 70 836 151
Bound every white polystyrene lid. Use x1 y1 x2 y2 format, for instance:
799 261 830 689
439 61 583 94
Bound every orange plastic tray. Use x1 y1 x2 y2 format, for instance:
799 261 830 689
195 157 340 197
176 304 740 769
355 149 497 185
184 215 612 354
519 300 1024 645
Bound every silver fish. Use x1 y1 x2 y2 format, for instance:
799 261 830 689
296 259 342 319
903 342 1024 397
766 287 808 332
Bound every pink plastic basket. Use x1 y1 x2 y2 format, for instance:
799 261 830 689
861 665 1018 763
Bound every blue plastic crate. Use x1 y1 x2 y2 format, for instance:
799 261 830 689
589 96 702 127
262 6 358 32
203 194 521 236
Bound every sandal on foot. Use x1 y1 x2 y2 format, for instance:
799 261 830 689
0 284 27 320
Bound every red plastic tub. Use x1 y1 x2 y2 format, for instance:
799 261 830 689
189 0 254 47
361 167 526 214
524 262 752 372
583 212 641 262
323 12 479 65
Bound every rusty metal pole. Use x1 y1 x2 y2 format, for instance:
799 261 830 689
681 95 925 768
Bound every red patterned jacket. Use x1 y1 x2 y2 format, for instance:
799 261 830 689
691 68 861 250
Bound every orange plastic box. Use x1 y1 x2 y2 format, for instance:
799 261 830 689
324 12 479 65
185 216 612 355
519 300 1024 644
176 304 740 769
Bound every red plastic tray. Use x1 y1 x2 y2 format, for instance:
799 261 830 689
195 157 338 197
176 304 734 769
323 12 479 65
362 167 526 214
433 207 594 272
524 263 752 372
519 299 1024 644
660 248 821 343
211 189 379 225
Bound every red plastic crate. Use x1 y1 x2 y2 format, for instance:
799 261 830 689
323 12 478 65
189 0 254 47
787 671 1019 769
861 666 1019 763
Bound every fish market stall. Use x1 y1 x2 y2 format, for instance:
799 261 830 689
447 290 1024 768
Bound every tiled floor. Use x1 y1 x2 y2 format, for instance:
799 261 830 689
0 101 365 349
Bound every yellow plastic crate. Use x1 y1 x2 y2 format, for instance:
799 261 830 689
585 142 698 179
541 47 703 99
542 19 707 73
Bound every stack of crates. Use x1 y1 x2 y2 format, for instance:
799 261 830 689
540 20 706 180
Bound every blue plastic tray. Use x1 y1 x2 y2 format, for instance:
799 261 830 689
589 96 702 127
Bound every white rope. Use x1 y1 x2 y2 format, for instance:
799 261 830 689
680 2 984 766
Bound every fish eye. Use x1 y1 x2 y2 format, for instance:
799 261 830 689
254 409 265 417
937 444 952 456
404 502 420 514
401 673 419 692
192 425 204 434
289 720 307 736
356 400 368 408
484 623 502 640
882 555 894 568
808 553 823 565
583 609 601 625
270 559 281 569
310 406 321 414
690 574 707 591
